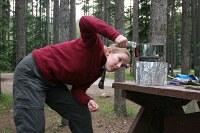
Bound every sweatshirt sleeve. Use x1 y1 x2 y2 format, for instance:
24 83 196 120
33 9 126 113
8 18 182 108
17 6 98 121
79 16 120 44
71 85 93 105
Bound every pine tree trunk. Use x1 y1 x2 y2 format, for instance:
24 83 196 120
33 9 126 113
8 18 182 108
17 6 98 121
15 0 27 63
102 0 110 46
53 0 59 44
181 0 191 74
172 1 177 71
114 0 127 116
69 0 76 40
167 0 175 75
196 0 200 78
46 0 50 45
12 0 16 69
59 0 70 126
184 0 200 115
149 0 167 62
192 0 198 76
59 0 69 42
132 0 139 77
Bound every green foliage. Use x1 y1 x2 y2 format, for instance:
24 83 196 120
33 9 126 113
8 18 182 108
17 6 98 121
124 0 150 43
92 0 103 19
124 7 133 41
0 0 193 74
138 0 150 43
26 0 49 54
0 39 14 71
0 0 14 71
108 0 115 27
81 0 92 16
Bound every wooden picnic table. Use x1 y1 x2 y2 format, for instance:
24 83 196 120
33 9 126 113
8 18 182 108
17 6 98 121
112 82 200 133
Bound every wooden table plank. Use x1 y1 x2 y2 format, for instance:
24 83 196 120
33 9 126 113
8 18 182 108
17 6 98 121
112 82 200 133
112 82 200 101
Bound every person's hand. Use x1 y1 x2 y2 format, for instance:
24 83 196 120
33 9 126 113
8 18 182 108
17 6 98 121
114 35 128 48
87 100 99 112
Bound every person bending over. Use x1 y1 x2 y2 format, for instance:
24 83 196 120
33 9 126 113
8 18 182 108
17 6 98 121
13 16 131 133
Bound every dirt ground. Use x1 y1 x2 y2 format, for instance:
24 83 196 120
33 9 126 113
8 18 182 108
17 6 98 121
0 73 139 133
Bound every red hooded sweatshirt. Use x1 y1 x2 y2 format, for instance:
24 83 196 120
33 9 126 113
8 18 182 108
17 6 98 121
32 16 120 105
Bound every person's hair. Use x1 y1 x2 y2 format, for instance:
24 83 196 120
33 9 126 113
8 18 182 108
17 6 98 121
105 44 131 62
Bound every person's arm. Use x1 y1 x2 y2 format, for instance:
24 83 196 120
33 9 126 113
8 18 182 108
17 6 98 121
87 99 99 112
79 16 128 48
71 86 99 112
71 85 93 106
79 16 120 44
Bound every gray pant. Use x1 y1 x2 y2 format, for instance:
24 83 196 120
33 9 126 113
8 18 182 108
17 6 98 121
13 54 93 133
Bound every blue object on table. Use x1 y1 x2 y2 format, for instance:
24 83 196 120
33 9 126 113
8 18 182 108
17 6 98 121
168 81 179 85
173 74 199 83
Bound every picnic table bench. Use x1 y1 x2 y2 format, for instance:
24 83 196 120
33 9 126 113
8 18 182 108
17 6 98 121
112 82 200 133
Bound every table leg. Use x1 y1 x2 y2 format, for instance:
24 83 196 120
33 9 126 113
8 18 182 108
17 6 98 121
124 90 190 133
128 106 185 133
128 107 167 133
128 107 144 133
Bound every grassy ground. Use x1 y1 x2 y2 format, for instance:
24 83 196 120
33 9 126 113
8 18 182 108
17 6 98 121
0 92 139 133
106 69 134 81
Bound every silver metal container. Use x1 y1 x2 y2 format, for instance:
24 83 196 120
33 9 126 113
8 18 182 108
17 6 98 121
136 43 167 86
136 61 168 86
138 43 164 62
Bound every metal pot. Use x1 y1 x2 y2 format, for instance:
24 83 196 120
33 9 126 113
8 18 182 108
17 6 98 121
138 43 164 62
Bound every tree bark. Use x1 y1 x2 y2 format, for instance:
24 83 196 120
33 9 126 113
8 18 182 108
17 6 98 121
46 0 51 45
59 0 69 42
69 0 76 40
167 0 176 75
181 0 191 74
15 0 27 63
102 0 110 46
114 0 127 116
59 0 70 126
132 0 139 77
149 0 167 61
196 0 200 78
53 0 59 44
194 0 200 78
192 0 198 76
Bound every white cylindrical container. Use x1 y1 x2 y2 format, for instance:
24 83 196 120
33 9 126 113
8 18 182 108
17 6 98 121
136 61 168 86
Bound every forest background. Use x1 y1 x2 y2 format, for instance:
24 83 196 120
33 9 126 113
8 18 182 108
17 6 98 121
0 0 200 112
1 0 200 77
1 0 200 76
